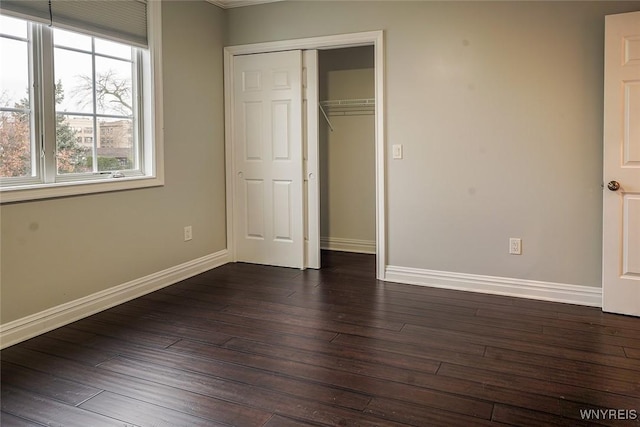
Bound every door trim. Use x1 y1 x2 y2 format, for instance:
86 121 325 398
224 31 386 278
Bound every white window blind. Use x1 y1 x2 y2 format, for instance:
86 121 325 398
0 0 148 48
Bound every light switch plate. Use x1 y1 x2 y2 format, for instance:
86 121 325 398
392 144 403 159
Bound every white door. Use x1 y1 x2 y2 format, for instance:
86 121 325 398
233 50 304 268
303 50 320 269
602 11 640 316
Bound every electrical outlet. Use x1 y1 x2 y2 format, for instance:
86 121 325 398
184 225 192 242
509 238 521 255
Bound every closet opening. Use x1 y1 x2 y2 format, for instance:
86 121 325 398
224 31 386 279
317 46 376 269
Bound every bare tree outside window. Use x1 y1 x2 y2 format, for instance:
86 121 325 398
72 69 133 116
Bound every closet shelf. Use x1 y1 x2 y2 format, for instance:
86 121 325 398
320 98 375 108
319 98 375 116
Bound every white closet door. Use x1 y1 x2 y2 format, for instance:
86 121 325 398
602 11 640 316
233 50 304 268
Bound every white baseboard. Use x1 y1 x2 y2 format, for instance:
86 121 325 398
320 237 376 254
0 249 230 349
385 265 602 307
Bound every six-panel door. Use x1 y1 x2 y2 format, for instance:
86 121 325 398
233 50 304 268
603 11 640 316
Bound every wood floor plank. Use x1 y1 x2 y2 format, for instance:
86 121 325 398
122 298 339 341
1 347 273 426
222 303 405 333
95 355 411 427
327 335 640 408
484 346 640 383
226 335 442 375
233 286 481 318
402 308 545 334
0 411 47 427
213 296 405 331
41 327 98 344
330 332 482 360
77 333 372 411
625 347 640 359
380 281 524 306
79 391 227 427
2 252 640 426
189 272 318 292
316 280 522 316
437 362 640 410
203 261 305 280
68 316 186 348
401 323 628 357
286 287 485 318
542 325 640 349
222 292 552 336
402 322 625 357
1 385 137 427
1 361 102 406
85 308 242 344
301 344 577 420
136 291 229 312
224 336 441 385
184 265 311 291
262 415 322 427
333 324 490 357
364 397 503 427
180 277 300 295
168 338 494 419
477 307 640 339
511 297 606 316
557 312 640 332
486 339 640 372
491 404 600 427
350 330 639 402
19 334 117 367
169 339 570 420
300 285 494 315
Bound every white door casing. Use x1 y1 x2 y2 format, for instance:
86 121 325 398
602 11 640 316
232 50 304 268
224 31 385 279
303 50 320 269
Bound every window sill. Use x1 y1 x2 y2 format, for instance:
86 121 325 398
0 175 164 204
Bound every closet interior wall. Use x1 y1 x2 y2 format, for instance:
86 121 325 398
318 46 376 254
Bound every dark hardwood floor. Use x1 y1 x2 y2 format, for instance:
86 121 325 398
2 251 640 426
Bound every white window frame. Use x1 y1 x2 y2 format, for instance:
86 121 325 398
0 1 163 203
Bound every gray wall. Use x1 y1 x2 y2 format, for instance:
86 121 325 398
227 1 640 287
4 0 640 327
0 1 227 324
319 47 376 246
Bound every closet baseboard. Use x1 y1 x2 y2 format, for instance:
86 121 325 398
320 237 376 254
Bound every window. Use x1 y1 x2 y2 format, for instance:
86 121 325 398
0 16 32 179
55 30 135 175
0 1 163 203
